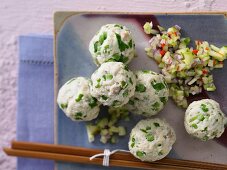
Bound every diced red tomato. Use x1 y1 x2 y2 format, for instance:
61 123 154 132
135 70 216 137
161 43 165 48
192 49 199 55
202 69 208 75
205 47 209 50
160 50 166 56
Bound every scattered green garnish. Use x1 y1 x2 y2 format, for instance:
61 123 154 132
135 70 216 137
75 94 84 102
115 33 129 52
136 84 146 92
136 151 146 157
60 103 68 109
88 97 98 108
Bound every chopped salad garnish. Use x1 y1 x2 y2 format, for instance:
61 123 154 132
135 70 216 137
144 21 227 108
86 107 129 144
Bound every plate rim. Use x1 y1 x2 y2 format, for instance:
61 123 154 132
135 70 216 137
53 11 227 169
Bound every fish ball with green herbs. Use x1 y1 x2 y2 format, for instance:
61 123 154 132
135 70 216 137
89 24 136 66
184 99 227 141
128 118 176 162
57 77 100 121
90 62 136 107
126 70 169 116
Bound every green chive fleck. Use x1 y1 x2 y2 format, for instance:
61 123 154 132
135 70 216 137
201 104 209 112
146 126 151 130
128 100 134 105
142 70 151 74
136 151 146 157
75 94 84 102
191 124 198 129
101 95 108 100
88 97 98 108
135 84 146 92
114 24 123 29
154 122 160 127
121 81 128 89
151 82 166 91
160 97 167 104
115 33 129 52
140 129 147 133
99 32 107 45
103 74 113 80
123 90 129 97
128 39 133 48
146 133 154 142
60 103 68 109
152 102 160 111
129 78 133 85
74 112 83 120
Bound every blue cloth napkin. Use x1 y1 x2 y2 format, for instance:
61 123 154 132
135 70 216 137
17 35 54 170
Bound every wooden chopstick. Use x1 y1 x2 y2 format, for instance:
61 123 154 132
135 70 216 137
4 141 227 170
3 147 191 170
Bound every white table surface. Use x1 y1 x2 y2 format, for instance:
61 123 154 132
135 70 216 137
0 0 226 169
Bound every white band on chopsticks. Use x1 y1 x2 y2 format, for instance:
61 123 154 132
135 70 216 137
90 149 130 166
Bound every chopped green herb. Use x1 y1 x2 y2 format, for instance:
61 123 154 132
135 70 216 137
160 97 167 104
132 137 135 142
95 79 101 88
129 77 133 85
124 65 129 71
112 100 120 107
152 82 166 91
146 133 154 142
202 135 209 141
202 127 208 132
103 74 113 80
121 81 128 89
74 112 83 120
135 84 146 92
140 129 147 133
152 102 160 111
189 115 198 122
94 41 100 53
128 39 133 48
114 24 123 29
95 83 101 88
89 97 98 108
191 124 198 129
122 56 129 63
60 103 68 109
146 126 151 130
115 33 129 52
104 45 109 50
154 122 160 127
136 151 146 157
99 32 107 45
158 151 163 156
201 104 209 112
123 90 129 97
142 70 151 74
101 95 108 100
131 142 135 148
112 53 121 61
198 114 205 121
128 100 134 105
75 94 84 102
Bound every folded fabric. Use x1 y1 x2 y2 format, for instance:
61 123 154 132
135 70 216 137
17 35 54 170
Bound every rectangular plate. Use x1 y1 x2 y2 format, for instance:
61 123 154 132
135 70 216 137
54 12 227 170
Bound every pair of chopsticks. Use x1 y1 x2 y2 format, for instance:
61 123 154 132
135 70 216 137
3 141 227 170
